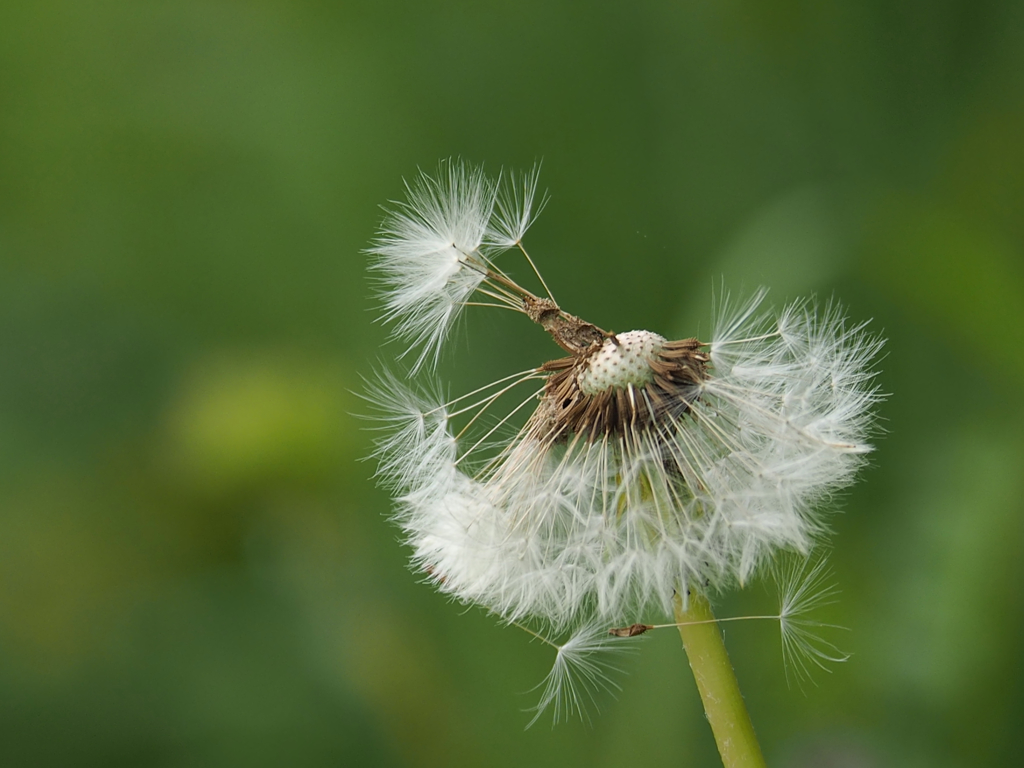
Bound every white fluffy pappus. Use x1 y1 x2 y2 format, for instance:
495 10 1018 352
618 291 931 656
368 161 545 372
365 160 883 722
370 293 882 627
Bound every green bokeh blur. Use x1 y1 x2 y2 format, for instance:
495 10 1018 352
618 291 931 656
2 2 1022 766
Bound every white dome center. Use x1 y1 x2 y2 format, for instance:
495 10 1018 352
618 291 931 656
578 330 665 395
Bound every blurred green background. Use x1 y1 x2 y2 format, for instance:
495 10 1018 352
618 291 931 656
2 1 1023 766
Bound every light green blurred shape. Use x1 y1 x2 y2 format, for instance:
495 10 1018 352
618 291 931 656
711 185 848 298
160 352 353 495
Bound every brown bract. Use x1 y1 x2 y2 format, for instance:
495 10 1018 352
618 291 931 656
532 341 710 445
519 293 711 444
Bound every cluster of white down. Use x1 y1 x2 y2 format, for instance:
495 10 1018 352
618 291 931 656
368 161 541 372
371 290 882 629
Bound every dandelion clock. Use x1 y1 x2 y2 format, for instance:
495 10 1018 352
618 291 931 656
365 160 883 767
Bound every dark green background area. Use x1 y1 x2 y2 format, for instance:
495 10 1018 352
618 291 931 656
2 1 1022 766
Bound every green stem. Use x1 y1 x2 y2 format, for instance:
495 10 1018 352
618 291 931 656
674 590 767 768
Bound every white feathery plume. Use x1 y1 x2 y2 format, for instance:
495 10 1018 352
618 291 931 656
361 369 456 495
523 623 633 729
773 555 850 686
365 161 883 723
488 164 547 249
368 160 547 372
368 161 495 372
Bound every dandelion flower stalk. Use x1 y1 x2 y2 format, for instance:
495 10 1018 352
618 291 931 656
365 159 883 748
674 591 767 768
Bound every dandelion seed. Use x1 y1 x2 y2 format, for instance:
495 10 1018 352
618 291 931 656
608 623 654 638
367 160 496 372
368 160 551 372
521 623 633 729
774 555 850 686
488 164 547 250
365 161 883 728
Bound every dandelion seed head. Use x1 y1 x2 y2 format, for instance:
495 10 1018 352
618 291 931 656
366 161 883 723
369 291 880 624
